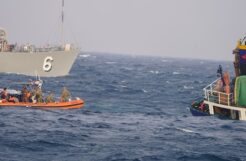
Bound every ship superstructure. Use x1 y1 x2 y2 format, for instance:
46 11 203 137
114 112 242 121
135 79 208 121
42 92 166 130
0 0 79 77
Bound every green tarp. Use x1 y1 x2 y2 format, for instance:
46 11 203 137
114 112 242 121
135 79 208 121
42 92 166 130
234 76 246 106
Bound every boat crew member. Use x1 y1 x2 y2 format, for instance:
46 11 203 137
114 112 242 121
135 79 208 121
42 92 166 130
46 92 55 103
21 85 30 102
60 87 71 102
34 86 43 103
0 88 8 102
214 79 223 92
8 95 19 103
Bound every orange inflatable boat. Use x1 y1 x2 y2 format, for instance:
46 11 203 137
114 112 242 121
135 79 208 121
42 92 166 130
0 77 85 110
0 99 84 109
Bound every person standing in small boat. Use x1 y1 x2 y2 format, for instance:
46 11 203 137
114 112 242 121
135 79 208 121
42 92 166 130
34 86 43 103
60 87 71 102
21 85 29 102
46 92 55 103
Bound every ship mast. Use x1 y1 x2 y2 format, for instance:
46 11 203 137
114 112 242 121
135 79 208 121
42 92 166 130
61 0 64 45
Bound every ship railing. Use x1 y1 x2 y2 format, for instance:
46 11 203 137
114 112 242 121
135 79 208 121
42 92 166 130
203 79 234 106
9 44 78 53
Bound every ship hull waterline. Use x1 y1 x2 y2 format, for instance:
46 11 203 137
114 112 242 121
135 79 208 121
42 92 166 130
0 99 84 110
0 50 79 77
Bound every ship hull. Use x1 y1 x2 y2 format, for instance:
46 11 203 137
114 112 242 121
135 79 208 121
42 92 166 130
0 50 79 77
0 99 84 110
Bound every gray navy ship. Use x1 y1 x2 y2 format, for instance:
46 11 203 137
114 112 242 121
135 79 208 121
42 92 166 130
0 28 78 77
0 0 79 77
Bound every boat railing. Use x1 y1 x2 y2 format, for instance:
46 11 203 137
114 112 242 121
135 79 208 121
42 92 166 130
203 79 234 106
1 43 78 53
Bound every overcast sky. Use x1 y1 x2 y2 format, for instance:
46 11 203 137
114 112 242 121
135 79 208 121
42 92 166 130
1 0 246 60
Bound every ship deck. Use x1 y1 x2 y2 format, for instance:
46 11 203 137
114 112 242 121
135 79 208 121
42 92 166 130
203 79 246 120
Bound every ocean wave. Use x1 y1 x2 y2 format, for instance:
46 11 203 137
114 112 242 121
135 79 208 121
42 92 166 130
183 85 194 89
120 85 127 88
121 67 133 71
142 89 148 93
176 127 197 133
105 62 117 64
161 59 169 62
79 54 91 58
150 70 159 74
173 71 180 75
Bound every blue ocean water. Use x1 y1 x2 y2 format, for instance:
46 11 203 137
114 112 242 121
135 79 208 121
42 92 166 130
0 53 245 161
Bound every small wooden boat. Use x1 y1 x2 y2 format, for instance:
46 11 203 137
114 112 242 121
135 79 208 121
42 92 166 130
190 100 210 116
0 98 84 109
190 105 210 116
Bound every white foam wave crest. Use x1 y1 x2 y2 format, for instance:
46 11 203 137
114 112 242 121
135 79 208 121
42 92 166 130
176 127 197 133
150 70 159 74
183 85 194 89
142 89 148 93
79 54 91 58
105 62 117 64
161 59 168 62
173 72 180 75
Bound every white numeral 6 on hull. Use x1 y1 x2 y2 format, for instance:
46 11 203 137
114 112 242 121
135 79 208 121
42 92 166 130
43 56 53 72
